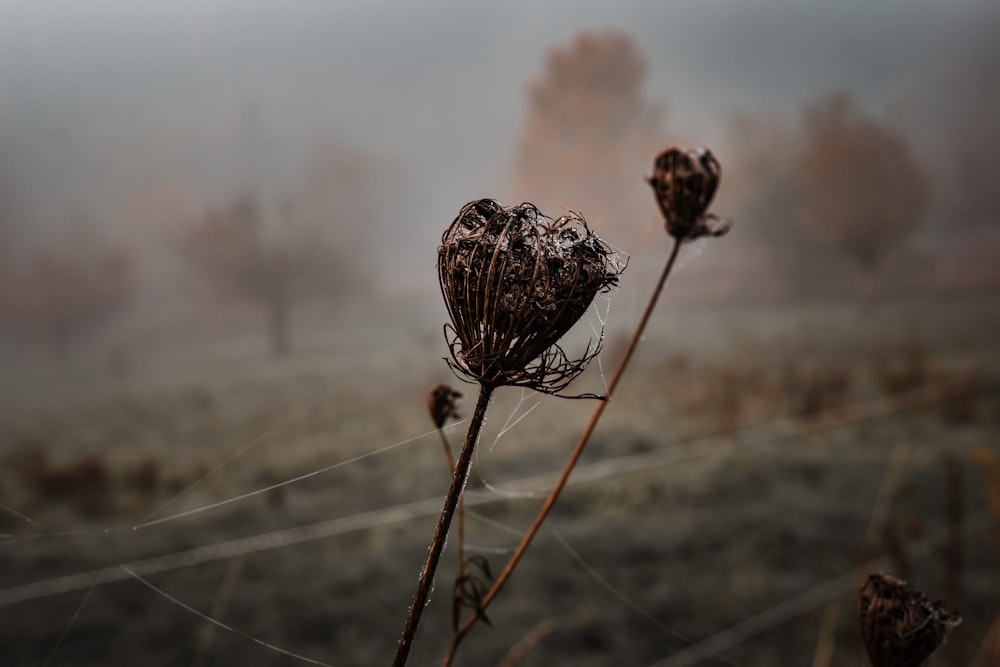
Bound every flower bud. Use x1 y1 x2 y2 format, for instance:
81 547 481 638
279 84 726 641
428 384 462 429
648 147 731 241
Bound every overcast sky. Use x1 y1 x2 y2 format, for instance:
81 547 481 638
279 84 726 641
2 0 997 287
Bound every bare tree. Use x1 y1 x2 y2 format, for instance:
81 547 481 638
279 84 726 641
0 235 134 359
723 111 858 298
513 30 664 249
178 195 358 357
793 95 927 303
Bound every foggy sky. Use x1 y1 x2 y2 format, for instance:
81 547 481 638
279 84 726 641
2 0 998 291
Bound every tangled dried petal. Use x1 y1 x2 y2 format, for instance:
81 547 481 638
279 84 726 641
647 146 731 241
859 573 961 667
438 199 621 395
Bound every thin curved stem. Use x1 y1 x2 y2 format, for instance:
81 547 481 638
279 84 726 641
442 238 683 666
393 382 495 667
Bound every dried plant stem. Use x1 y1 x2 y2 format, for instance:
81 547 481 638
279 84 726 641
443 238 683 665
497 619 556 667
437 428 467 580
971 611 1000 667
393 382 495 667
438 429 457 473
942 453 965 667
191 554 246 667
865 442 909 543
809 596 842 667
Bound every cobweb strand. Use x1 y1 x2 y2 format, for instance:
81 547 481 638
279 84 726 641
546 524 740 666
43 571 103 667
120 565 336 667
132 423 459 529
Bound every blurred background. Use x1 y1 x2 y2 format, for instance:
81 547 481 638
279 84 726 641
1 0 998 373
1 1 998 665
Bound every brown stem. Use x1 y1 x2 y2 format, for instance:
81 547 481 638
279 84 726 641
393 382 495 667
942 452 964 667
437 428 466 582
438 428 457 472
443 238 683 666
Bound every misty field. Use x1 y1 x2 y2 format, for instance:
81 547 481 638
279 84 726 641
4 2 1000 665
1 292 997 666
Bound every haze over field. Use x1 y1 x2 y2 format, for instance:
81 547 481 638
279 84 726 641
2 1 998 289
0 0 998 381
1 5 999 665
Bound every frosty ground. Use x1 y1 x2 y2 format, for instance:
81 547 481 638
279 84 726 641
1 293 998 666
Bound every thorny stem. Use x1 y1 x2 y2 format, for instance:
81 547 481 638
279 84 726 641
394 382 495 667
442 238 683 666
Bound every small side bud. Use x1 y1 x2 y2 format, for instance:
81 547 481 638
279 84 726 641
428 384 462 429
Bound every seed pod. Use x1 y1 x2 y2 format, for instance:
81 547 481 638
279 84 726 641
428 384 462 429
859 572 961 667
647 147 731 241
438 199 621 395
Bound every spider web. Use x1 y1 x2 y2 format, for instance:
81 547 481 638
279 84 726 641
0 271 719 667
1 292 996 667
0 287 646 666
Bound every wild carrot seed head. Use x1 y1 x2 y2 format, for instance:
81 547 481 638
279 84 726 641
859 572 961 667
647 146 731 241
437 199 621 395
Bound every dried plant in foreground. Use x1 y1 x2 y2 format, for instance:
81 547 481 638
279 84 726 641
393 200 620 666
859 573 961 667
427 383 477 623
439 199 621 396
442 147 730 666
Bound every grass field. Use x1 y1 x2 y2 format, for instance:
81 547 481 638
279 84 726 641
1 293 998 666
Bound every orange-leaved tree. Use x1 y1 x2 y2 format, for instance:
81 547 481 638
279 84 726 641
513 30 663 250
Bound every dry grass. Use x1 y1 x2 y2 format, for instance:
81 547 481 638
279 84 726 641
0 294 997 666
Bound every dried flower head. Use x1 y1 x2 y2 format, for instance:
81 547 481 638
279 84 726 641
647 146 731 241
859 573 961 667
428 384 463 429
438 199 621 396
